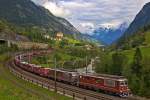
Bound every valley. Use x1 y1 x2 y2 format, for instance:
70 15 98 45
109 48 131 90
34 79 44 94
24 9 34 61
0 0 150 99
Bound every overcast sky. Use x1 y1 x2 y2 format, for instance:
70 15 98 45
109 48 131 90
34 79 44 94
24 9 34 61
31 0 150 33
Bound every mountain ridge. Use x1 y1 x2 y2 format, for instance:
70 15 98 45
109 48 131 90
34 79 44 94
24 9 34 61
0 0 80 36
91 22 127 45
124 2 150 36
116 2 150 49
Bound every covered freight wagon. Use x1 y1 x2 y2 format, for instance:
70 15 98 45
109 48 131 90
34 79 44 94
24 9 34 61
47 68 78 85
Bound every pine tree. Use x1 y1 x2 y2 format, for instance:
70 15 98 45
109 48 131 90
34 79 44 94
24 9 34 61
131 47 142 76
111 52 127 75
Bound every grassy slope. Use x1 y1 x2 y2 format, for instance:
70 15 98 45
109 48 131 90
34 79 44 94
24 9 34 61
121 46 150 62
31 52 75 68
145 31 150 44
31 49 82 68
0 54 71 100
121 31 150 62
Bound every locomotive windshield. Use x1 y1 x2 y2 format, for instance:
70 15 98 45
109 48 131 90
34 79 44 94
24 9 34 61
125 81 128 85
120 80 128 86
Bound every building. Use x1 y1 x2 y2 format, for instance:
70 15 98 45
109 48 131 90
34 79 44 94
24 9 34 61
84 44 92 50
43 34 50 39
55 32 63 41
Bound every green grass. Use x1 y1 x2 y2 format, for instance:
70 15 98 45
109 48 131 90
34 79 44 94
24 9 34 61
67 38 80 44
120 30 150 63
145 31 150 44
0 54 71 100
121 46 150 63
108 45 150 64
40 63 54 68
0 54 10 62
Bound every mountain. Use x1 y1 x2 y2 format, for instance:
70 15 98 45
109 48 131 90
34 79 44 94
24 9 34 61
0 0 80 36
116 2 150 49
124 2 150 36
91 23 127 45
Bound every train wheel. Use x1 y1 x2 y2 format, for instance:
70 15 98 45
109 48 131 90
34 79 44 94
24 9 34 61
119 93 125 97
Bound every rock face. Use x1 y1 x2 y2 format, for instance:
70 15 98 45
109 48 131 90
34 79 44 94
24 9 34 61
124 2 150 35
0 0 80 35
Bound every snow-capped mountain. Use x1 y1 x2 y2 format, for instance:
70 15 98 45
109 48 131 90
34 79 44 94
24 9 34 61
91 22 128 45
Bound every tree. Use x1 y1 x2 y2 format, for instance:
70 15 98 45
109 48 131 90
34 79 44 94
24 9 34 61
131 35 145 48
59 39 68 48
129 74 141 94
131 47 142 76
111 52 128 75
141 57 150 97
94 52 112 74
53 53 61 61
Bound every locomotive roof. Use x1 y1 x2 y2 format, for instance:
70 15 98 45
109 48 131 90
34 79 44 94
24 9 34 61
57 68 77 72
50 68 77 73
29 63 41 68
81 73 126 80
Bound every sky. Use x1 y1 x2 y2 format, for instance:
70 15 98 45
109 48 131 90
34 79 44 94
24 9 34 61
31 0 150 34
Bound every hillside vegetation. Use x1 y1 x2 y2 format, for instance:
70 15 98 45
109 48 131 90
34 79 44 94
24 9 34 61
31 41 101 70
0 0 95 43
124 2 150 35
0 0 80 35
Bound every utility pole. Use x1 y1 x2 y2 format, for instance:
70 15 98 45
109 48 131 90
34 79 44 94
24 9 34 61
47 58 48 68
73 60 76 72
7 40 11 48
86 56 88 74
54 58 57 92
20 55 22 61
77 60 78 72
62 61 65 69
28 52 31 63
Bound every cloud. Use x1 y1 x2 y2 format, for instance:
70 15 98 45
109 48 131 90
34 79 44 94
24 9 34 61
31 0 150 33
60 1 96 9
43 1 71 17
31 0 47 5
31 0 71 17
76 22 95 34
99 21 122 29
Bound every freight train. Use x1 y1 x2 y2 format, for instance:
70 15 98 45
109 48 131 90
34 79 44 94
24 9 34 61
14 50 131 97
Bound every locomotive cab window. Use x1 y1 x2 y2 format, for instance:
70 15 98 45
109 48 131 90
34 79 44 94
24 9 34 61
125 81 128 85
119 81 128 86
120 82 124 86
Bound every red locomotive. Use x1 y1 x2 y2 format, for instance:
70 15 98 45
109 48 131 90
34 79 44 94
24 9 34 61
79 73 130 97
14 50 131 97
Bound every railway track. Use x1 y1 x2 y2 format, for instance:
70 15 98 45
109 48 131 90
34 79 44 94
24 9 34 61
6 51 147 100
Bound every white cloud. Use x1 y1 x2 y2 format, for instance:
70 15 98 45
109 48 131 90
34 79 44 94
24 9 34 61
76 22 95 34
31 0 71 17
60 1 96 9
43 1 71 17
31 0 150 33
80 22 94 28
31 0 48 5
99 21 122 29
